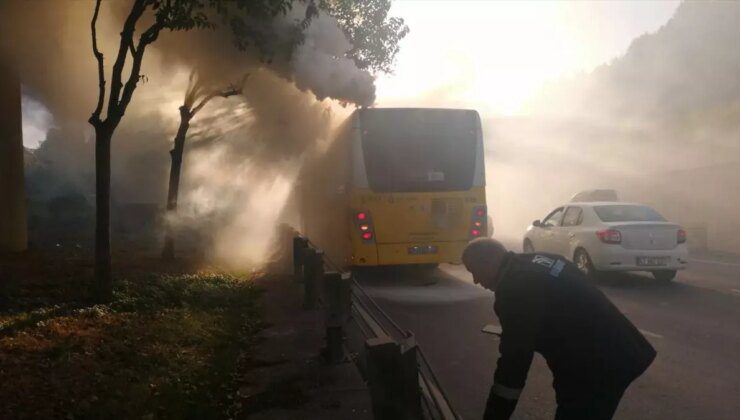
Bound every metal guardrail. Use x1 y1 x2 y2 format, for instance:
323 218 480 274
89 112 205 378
352 278 458 420
293 236 459 420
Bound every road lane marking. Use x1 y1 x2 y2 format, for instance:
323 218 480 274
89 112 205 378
691 258 740 268
639 329 664 339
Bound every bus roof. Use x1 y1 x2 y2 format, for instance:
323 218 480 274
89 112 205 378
356 107 480 115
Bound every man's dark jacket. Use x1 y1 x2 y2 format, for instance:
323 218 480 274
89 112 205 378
488 252 656 415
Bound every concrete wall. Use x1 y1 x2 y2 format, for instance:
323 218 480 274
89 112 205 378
0 61 27 252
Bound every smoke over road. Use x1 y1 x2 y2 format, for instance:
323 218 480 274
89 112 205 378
481 1 740 252
7 0 740 263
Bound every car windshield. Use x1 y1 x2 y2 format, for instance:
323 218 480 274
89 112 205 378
593 205 666 222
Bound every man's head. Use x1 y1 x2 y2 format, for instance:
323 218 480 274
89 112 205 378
462 238 509 290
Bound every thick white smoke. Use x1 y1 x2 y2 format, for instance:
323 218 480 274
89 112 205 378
5 0 380 266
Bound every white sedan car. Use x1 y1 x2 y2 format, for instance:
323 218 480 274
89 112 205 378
523 202 689 281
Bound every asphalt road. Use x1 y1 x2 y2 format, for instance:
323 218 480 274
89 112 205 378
357 253 740 419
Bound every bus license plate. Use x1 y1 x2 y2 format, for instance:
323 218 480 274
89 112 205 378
408 245 438 255
636 257 668 266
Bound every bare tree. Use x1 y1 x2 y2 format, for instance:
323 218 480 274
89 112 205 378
162 72 248 260
87 0 290 301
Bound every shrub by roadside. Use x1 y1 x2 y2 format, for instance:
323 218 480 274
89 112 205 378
0 265 263 419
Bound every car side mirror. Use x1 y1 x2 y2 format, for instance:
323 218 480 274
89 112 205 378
533 220 542 227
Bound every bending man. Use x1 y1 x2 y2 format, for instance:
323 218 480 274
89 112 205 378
463 238 656 420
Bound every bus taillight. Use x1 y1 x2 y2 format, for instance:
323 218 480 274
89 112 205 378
355 211 375 242
471 206 487 238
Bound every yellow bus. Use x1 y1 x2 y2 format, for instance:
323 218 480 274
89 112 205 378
297 107 488 268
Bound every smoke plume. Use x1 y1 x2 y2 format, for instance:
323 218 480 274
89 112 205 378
1 0 374 265
291 12 376 106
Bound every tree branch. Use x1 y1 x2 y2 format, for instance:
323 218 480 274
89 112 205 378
106 0 147 119
220 73 250 98
117 21 162 116
89 0 106 125
190 74 249 117
184 72 207 109
128 38 137 57
219 88 241 98
190 92 218 117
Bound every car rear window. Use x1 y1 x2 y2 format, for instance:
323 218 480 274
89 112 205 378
593 205 666 222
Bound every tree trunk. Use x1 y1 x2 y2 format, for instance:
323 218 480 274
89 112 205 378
0 61 28 253
161 106 192 260
95 125 113 301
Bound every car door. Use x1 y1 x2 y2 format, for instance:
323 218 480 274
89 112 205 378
535 207 565 253
555 206 584 258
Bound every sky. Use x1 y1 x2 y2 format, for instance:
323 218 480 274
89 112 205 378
374 0 680 115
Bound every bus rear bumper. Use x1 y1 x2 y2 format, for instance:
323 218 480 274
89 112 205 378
356 241 468 266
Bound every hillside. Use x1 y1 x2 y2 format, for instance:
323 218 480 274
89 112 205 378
488 1 740 250
536 1 740 124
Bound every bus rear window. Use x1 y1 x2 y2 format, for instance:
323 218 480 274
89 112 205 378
593 205 666 222
360 109 477 192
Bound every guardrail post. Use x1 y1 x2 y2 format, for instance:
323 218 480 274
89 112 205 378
293 236 309 282
400 336 422 420
302 248 323 309
366 337 401 419
323 271 352 363
366 336 422 420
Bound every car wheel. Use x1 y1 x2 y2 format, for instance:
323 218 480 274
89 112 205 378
652 270 677 282
574 248 599 280
523 239 535 253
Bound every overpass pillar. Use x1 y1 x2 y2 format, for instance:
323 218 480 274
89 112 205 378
0 61 28 252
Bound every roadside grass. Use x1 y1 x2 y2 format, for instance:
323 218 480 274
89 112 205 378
0 257 264 419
